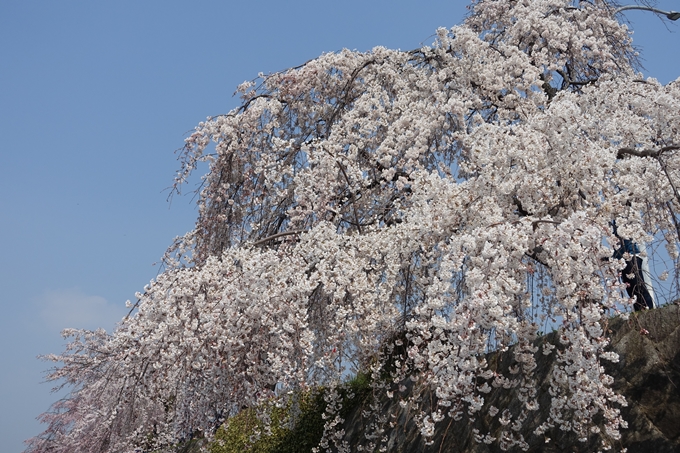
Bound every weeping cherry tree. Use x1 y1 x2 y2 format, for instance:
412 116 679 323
27 1 680 452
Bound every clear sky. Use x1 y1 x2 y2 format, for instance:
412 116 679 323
1 2 678 452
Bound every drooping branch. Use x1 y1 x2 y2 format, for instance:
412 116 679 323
250 229 305 247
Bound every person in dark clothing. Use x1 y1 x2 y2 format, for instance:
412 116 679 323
612 226 656 311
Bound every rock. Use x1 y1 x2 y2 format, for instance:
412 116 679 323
341 304 680 452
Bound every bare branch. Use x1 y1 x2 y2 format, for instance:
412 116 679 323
250 230 305 247
616 145 680 159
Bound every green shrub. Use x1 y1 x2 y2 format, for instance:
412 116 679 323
209 372 372 453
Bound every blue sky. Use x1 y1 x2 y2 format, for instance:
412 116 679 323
1 2 678 452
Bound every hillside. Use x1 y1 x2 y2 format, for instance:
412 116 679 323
339 303 680 453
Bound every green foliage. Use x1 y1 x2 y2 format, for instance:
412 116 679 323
339 371 372 418
209 373 372 453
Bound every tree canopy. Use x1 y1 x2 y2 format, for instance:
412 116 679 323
28 1 680 452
